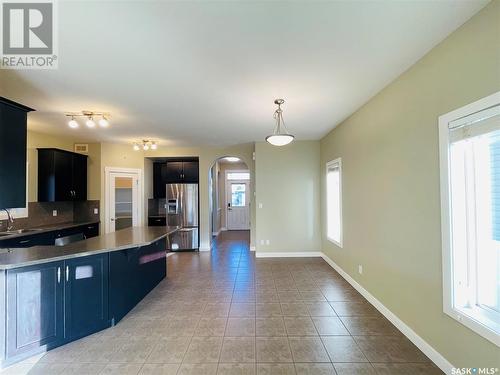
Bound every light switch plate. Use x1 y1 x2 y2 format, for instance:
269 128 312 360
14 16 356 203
358 265 363 274
266 239 270 245
52 210 57 217
258 203 263 209
94 208 99 214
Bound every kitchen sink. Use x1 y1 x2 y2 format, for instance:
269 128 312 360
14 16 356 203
0 228 44 235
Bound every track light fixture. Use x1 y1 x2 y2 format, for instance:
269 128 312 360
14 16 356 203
133 140 158 151
65 111 111 129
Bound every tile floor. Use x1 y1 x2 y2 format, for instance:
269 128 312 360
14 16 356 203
2 231 443 374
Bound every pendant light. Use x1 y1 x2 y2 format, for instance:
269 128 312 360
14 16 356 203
265 99 294 146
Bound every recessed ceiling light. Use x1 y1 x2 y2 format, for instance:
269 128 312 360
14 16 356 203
224 157 240 162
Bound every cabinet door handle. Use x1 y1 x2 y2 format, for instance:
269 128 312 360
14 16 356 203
19 240 30 244
65 266 69 282
57 267 61 283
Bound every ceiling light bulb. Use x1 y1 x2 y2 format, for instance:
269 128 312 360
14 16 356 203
98 117 109 127
150 142 157 150
143 143 149 151
224 157 240 162
86 117 96 128
68 118 79 128
133 143 140 151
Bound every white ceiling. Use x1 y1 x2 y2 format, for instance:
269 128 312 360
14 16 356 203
0 0 488 147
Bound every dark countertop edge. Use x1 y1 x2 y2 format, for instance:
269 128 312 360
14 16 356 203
0 220 100 240
0 226 178 270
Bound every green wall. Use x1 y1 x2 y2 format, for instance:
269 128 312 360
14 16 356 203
320 1 500 368
256 141 321 253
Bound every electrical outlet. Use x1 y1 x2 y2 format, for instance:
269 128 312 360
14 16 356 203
266 239 270 245
358 265 363 274
94 208 99 215
258 203 263 209
260 239 264 245
52 210 57 217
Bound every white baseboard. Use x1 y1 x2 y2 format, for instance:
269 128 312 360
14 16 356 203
220 227 227 231
320 252 454 375
250 246 256 252
212 230 220 237
255 251 323 258
199 247 211 252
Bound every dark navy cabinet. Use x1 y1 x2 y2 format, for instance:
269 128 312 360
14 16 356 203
6 261 65 362
0 237 167 368
0 223 100 249
37 148 88 202
109 238 166 324
164 159 199 183
64 254 109 341
0 97 34 209
3 255 110 366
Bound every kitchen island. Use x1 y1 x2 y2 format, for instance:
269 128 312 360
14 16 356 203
0 226 178 368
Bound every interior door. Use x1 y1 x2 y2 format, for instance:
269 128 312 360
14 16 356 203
108 173 139 233
226 180 250 230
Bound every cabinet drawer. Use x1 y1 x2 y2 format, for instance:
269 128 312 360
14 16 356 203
148 217 166 226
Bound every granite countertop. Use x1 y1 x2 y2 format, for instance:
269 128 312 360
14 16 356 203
0 226 179 270
0 220 100 240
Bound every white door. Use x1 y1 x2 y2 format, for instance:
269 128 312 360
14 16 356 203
107 172 140 233
226 180 250 230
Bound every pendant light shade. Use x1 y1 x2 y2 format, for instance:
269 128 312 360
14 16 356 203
266 99 294 146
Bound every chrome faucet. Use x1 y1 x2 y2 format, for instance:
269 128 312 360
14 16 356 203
2 209 14 231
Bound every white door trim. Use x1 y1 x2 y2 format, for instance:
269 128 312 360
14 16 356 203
225 169 250 230
104 167 143 233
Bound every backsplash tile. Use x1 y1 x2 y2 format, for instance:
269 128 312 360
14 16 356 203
0 200 100 231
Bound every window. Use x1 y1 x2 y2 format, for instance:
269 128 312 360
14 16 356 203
227 172 250 180
326 158 342 247
231 183 246 207
439 92 500 346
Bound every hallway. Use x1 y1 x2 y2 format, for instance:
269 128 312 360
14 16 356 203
6 230 441 375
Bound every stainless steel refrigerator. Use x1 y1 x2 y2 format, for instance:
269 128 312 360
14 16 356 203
166 183 199 251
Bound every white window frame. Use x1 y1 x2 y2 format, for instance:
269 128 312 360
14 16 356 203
326 158 343 248
439 91 500 347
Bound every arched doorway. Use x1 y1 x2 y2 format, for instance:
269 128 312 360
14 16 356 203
208 156 251 250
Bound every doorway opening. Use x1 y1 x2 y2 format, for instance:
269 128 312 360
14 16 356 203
209 156 251 249
104 167 143 233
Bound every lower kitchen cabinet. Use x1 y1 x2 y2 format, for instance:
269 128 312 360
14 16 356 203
64 254 109 341
109 238 166 324
1 254 110 366
5 261 65 362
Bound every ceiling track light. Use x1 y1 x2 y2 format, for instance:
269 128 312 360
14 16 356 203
65 111 111 129
133 140 157 151
265 99 295 146
68 116 79 128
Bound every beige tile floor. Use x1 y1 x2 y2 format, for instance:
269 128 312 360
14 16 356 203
2 231 443 375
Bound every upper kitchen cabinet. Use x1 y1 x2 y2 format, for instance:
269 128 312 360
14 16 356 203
37 148 88 202
0 97 35 209
164 159 199 184
153 162 168 198
152 158 199 197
